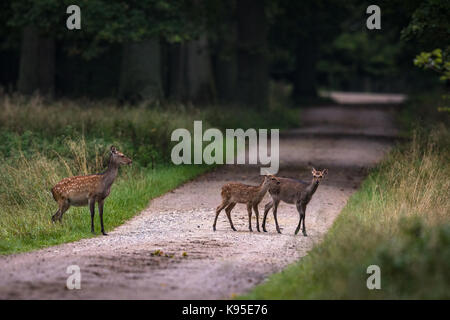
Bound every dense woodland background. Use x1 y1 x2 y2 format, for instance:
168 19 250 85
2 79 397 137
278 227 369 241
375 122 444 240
0 0 448 106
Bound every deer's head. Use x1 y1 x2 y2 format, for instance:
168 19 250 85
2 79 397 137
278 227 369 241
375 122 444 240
312 168 328 182
263 174 281 187
110 146 133 166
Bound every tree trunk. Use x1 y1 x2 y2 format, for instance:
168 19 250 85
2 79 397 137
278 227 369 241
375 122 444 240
293 40 318 100
236 0 268 109
119 39 163 104
17 26 55 96
212 15 238 104
214 49 237 104
185 35 215 104
167 42 187 101
166 36 215 104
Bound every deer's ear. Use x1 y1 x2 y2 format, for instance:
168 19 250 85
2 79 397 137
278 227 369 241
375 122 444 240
323 169 328 175
312 167 316 174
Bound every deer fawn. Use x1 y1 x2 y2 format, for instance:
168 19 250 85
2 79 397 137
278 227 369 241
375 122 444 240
51 146 132 235
262 168 328 236
213 175 281 232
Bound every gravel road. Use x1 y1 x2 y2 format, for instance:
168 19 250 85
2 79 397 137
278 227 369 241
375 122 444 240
0 94 402 299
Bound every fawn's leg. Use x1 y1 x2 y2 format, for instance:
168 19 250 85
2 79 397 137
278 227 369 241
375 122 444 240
56 200 70 222
89 199 96 234
253 204 261 232
301 203 307 236
273 200 281 234
247 203 253 232
213 200 229 231
295 201 305 235
98 199 107 236
225 203 237 231
262 201 273 232
51 209 60 223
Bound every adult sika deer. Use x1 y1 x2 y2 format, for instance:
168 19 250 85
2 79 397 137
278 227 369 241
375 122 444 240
51 146 132 235
213 175 280 232
262 168 328 236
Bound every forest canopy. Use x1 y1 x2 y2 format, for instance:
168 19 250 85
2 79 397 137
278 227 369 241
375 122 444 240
0 0 448 104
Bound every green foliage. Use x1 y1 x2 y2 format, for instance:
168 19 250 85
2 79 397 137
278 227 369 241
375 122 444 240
315 0 426 92
268 0 353 76
414 49 450 81
398 91 450 134
371 219 450 299
318 31 402 84
402 1 450 84
3 0 203 59
401 0 450 50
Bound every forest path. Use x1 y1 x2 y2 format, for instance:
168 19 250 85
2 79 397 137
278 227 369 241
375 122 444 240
0 93 403 299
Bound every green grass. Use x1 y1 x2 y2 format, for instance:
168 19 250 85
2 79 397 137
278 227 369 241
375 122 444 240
0 93 298 255
242 94 450 299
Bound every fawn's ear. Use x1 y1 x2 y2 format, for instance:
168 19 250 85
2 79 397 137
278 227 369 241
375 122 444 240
322 169 328 175
110 146 117 153
312 167 316 174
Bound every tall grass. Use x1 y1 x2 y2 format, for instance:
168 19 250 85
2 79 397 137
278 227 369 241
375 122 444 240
0 93 298 254
243 119 450 299
0 94 297 163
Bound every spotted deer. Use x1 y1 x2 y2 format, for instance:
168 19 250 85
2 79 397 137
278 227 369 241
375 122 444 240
262 168 328 236
213 175 281 232
51 146 132 235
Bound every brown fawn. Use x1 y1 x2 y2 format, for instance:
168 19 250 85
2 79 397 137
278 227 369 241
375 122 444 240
262 168 328 236
213 175 281 232
51 146 132 235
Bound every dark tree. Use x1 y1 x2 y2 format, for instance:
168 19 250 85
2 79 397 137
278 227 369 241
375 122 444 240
236 0 269 109
17 27 55 96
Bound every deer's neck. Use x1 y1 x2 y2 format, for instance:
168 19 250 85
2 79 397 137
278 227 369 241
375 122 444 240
257 181 270 199
306 178 320 197
102 159 119 189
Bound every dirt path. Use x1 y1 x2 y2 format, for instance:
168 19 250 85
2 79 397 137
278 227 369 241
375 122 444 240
0 94 402 299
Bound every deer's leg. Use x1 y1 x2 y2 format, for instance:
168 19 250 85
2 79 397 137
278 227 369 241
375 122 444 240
247 203 253 232
273 200 281 234
295 201 306 236
98 199 107 236
301 203 307 237
262 201 273 232
225 202 237 231
253 204 260 232
89 199 96 234
213 199 229 231
56 200 70 222
51 209 60 223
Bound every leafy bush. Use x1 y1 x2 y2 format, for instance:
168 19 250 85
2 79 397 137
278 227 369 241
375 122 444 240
414 49 450 81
